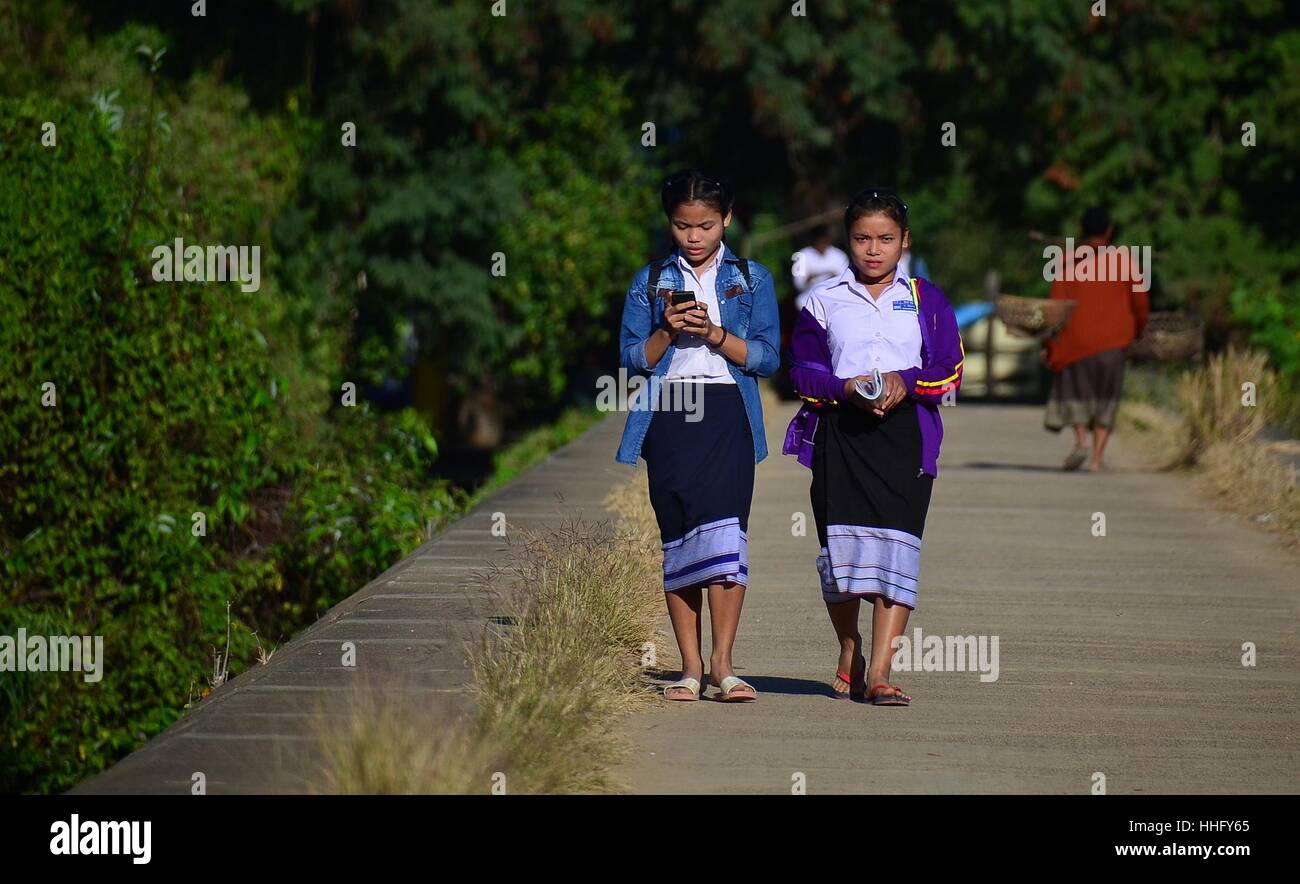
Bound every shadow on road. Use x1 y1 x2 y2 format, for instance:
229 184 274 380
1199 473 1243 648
960 461 1073 472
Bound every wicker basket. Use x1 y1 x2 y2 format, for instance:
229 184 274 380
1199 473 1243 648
1127 311 1204 361
995 296 1076 339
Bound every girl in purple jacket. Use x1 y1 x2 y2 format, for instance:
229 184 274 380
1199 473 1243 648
782 188 964 706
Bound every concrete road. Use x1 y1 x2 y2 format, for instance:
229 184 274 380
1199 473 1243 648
617 386 1300 794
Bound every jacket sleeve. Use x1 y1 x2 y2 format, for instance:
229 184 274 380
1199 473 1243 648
618 266 653 374
743 266 781 378
898 287 964 401
788 303 848 404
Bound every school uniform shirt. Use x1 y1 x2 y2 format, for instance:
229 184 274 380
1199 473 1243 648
805 266 923 377
663 243 736 384
793 244 850 313
785 274 966 477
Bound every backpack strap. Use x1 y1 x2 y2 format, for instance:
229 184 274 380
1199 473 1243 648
736 257 752 290
648 261 663 293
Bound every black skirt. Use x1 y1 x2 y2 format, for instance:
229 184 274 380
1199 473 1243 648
641 382 754 592
810 398 934 609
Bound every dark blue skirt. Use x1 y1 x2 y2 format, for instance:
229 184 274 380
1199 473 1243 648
641 382 754 592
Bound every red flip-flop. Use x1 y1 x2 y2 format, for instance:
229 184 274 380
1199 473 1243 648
867 683 911 706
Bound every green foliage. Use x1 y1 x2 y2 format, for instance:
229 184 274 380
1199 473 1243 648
471 406 604 506
3 0 1299 794
0 77 464 792
497 70 658 407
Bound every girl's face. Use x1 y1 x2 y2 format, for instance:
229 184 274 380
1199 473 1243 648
848 212 910 283
670 201 732 266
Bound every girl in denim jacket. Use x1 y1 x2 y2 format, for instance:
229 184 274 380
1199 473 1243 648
615 169 780 702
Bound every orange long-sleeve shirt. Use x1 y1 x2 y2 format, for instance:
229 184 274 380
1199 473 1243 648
1044 245 1150 371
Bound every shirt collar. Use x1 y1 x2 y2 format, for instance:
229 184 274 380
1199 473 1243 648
675 240 729 273
831 264 912 298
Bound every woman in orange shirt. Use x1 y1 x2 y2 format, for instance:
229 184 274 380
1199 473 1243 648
1041 207 1150 471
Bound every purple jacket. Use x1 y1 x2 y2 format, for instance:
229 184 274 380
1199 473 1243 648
782 276 965 477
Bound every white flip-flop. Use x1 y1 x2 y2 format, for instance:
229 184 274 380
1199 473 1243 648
713 675 757 702
663 676 702 701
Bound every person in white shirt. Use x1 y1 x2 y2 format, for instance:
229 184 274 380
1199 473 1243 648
792 226 850 313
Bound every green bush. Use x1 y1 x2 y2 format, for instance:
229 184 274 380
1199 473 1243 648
0 79 466 792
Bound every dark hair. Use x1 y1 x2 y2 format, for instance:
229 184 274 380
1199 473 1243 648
844 187 909 235
812 224 836 243
661 168 734 218
1081 206 1111 238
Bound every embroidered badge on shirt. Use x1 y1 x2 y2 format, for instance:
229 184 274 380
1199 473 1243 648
892 299 918 312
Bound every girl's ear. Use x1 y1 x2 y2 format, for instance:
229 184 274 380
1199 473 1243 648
723 209 733 229
901 228 912 250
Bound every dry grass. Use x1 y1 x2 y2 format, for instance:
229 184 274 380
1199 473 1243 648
1120 346 1299 549
1175 346 1274 466
469 507 664 793
309 473 664 793
310 689 491 794
1117 400 1185 469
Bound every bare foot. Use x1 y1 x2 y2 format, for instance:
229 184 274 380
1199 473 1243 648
832 634 865 697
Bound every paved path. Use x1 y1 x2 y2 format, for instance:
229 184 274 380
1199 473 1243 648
618 386 1300 794
73 384 1297 794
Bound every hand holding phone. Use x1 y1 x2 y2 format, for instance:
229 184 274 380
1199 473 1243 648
671 291 711 336
663 292 697 340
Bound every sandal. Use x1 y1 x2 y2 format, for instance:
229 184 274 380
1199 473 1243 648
713 675 757 702
866 683 911 706
1062 445 1090 471
830 654 867 701
663 676 702 702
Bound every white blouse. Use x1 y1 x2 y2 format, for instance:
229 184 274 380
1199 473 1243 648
804 266 923 378
664 244 736 384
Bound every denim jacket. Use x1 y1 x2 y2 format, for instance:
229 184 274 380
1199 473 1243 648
615 242 781 465
783 276 964 476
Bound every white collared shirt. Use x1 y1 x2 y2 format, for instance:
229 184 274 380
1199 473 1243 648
664 243 736 384
805 266 923 378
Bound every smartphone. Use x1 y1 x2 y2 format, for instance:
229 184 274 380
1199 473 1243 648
670 291 696 306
